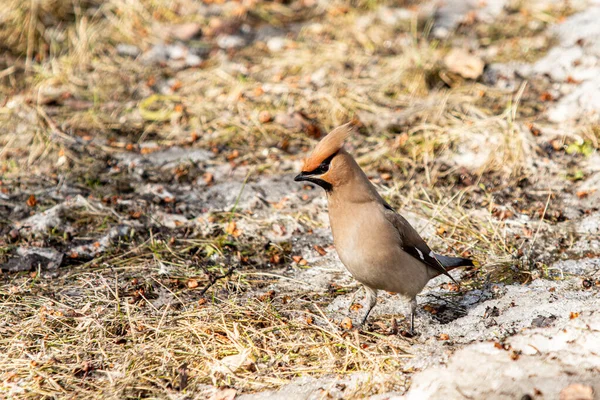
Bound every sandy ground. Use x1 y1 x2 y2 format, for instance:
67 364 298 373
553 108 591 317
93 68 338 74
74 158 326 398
1 0 600 398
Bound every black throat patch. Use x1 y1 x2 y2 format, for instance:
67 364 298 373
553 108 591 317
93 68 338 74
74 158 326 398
304 177 333 192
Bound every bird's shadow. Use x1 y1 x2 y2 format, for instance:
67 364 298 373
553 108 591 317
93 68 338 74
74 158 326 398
420 283 499 325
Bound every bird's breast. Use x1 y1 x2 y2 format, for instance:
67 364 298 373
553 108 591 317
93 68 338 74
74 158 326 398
327 201 429 297
329 203 397 277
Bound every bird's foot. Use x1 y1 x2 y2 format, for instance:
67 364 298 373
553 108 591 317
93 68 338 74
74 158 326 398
400 328 416 338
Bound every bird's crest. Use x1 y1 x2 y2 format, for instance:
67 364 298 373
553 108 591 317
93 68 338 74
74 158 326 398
302 123 353 172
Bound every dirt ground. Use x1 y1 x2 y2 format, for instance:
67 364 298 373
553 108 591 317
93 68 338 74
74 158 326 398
1 0 600 398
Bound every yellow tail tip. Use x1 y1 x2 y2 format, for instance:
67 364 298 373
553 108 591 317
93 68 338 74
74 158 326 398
472 260 481 268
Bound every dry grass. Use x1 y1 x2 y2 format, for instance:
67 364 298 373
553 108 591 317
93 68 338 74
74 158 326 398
1 237 412 397
1 0 598 398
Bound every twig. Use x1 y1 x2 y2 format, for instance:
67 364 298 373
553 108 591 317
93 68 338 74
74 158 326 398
200 265 236 296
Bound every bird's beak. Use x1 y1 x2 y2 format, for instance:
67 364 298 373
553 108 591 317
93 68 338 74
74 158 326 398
294 172 308 182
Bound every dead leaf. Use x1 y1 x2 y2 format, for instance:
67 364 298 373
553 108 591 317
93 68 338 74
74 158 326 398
209 388 237 400
576 189 595 198
395 133 409 147
570 311 580 319
444 283 460 292
528 123 542 136
313 245 327 256
258 290 275 302
227 150 239 161
492 208 514 220
438 333 449 340
211 349 251 376
203 172 214 186
187 279 199 289
170 80 183 92
140 146 160 155
225 221 241 237
423 304 437 314
349 303 363 312
130 211 142 219
566 76 581 84
292 255 303 263
26 195 37 207
540 92 554 102
444 49 485 79
340 317 353 330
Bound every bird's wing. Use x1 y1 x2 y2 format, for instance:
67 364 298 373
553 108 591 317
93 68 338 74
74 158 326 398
382 203 457 283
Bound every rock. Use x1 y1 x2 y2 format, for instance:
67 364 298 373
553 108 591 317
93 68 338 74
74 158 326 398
237 373 394 400
432 0 508 38
266 37 286 52
1 247 64 272
559 384 594 400
141 44 169 64
167 22 202 41
550 258 600 277
185 53 202 67
310 68 328 87
166 44 186 60
444 49 485 79
16 195 88 233
116 44 141 57
141 44 203 68
211 349 252 375
404 312 600 399
377 6 414 26
216 35 246 49
68 225 131 259
547 75 600 122
115 146 213 169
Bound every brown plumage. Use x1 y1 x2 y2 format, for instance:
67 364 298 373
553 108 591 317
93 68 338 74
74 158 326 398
294 123 476 334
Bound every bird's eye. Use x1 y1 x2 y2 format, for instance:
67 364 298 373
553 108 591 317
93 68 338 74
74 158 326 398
314 161 330 174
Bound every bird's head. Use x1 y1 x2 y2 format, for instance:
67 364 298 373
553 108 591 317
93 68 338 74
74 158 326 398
294 123 354 191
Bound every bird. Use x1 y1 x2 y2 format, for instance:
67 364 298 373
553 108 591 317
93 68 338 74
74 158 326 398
294 123 477 334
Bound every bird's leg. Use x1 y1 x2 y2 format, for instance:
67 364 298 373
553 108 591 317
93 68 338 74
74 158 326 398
409 298 418 336
360 286 378 326
348 286 361 312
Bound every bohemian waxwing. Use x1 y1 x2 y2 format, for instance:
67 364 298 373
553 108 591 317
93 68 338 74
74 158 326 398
294 123 476 334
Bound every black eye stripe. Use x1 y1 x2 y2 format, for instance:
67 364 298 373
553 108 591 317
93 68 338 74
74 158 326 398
304 151 337 175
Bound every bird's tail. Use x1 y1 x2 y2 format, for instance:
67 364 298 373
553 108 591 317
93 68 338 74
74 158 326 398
434 253 479 271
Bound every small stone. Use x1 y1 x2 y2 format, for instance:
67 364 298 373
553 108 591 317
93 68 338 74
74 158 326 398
116 44 141 57
166 45 186 60
168 22 202 41
267 37 286 52
217 35 246 49
559 384 593 400
8 229 19 242
444 49 485 79
258 111 272 123
185 53 202 67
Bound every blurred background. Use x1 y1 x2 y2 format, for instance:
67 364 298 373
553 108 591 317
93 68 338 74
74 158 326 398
1 0 600 398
